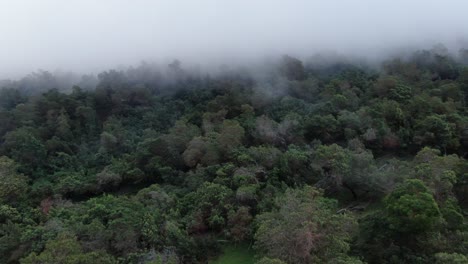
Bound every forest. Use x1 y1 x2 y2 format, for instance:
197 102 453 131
0 46 467 264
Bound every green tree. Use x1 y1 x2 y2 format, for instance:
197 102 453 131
217 120 245 156
384 179 440 233
312 144 382 199
256 257 287 264
414 114 458 151
0 157 28 204
279 55 307 81
55 108 73 141
20 233 115 264
434 252 468 264
305 114 340 143
181 182 234 233
2 127 47 175
254 186 357 264
0 88 26 110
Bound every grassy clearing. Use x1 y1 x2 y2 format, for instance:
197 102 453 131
210 244 255 264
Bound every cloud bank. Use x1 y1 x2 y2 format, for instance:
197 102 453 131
1 0 467 78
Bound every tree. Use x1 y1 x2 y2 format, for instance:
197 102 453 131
227 206 253 242
256 257 287 264
2 127 47 175
254 116 281 146
202 109 227 134
389 83 412 102
217 120 245 156
183 134 221 167
96 166 122 189
183 137 207 167
0 157 28 204
254 186 357 264
414 115 458 151
384 179 440 234
151 119 201 168
278 145 311 185
0 88 26 110
279 55 307 81
181 182 234 233
55 108 73 141
20 233 115 264
312 144 381 199
434 252 468 264
0 205 29 263
244 146 282 169
412 147 461 203
304 114 340 143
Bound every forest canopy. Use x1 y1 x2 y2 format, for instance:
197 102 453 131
0 47 467 263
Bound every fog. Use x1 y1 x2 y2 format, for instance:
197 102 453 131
1 0 468 79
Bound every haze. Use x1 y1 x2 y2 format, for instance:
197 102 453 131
1 0 467 79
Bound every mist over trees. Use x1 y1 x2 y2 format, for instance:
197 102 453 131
0 45 467 263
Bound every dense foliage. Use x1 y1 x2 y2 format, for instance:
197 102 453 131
0 47 467 263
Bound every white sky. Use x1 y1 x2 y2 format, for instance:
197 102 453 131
0 0 467 78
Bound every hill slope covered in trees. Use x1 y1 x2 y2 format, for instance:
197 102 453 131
0 47 467 263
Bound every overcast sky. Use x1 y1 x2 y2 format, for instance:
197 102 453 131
1 0 467 78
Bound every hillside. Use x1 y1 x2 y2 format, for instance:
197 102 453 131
0 49 467 263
